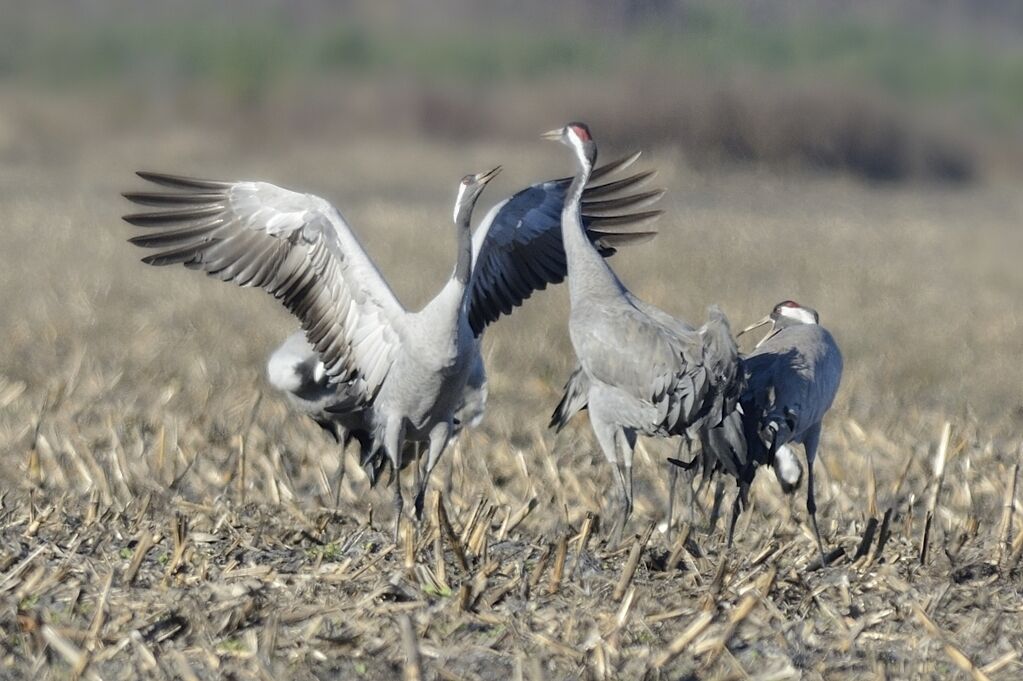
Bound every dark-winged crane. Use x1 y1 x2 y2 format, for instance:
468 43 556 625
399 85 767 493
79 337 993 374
544 122 747 541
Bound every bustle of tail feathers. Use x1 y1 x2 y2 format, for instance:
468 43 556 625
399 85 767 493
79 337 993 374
683 307 752 498
549 365 590 431
695 407 752 490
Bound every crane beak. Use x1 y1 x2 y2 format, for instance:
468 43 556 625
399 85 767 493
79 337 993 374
738 315 780 349
737 316 772 339
477 166 502 184
540 127 563 141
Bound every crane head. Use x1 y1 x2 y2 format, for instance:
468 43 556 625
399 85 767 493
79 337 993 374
772 300 819 325
541 122 597 166
738 300 820 348
453 166 501 224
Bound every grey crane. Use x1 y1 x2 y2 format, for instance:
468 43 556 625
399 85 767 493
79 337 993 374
122 153 661 539
736 299 843 564
544 122 747 541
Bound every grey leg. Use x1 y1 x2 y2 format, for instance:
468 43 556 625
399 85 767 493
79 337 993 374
607 429 635 544
415 421 451 521
666 458 678 543
620 429 636 523
333 437 347 511
803 424 827 566
726 491 742 548
708 477 726 536
592 418 629 543
384 420 406 543
412 441 422 508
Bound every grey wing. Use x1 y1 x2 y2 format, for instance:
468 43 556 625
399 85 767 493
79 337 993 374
784 327 843 437
575 304 740 437
466 153 664 336
809 328 843 422
744 325 843 438
626 292 695 338
550 364 590 431
124 173 406 404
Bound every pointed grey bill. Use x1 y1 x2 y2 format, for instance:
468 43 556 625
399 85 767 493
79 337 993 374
737 315 780 348
477 166 502 184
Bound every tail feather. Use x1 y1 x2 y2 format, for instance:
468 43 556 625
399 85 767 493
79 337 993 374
550 365 590 431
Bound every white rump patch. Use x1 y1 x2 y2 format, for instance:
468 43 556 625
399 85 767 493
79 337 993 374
773 443 803 489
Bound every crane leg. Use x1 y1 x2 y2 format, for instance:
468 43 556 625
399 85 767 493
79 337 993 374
415 421 451 522
707 477 726 536
803 424 827 566
392 477 404 544
609 464 629 546
332 435 347 511
384 420 406 544
726 491 742 548
726 482 751 548
611 429 636 544
411 441 422 516
666 459 678 543
668 438 701 529
593 419 627 543
620 430 636 522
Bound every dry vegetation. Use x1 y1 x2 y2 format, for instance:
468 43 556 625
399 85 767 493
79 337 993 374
1 106 1022 679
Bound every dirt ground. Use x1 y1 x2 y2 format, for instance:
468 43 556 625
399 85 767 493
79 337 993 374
1 106 1022 679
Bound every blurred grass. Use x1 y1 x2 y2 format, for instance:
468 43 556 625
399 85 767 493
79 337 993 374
3 3 1023 129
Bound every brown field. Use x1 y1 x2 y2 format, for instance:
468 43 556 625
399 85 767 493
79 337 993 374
1 106 1022 679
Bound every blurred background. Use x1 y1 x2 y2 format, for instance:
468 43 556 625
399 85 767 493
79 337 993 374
5 0 1023 177
1 0 1021 485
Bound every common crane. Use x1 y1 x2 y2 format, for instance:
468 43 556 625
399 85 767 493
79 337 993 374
545 122 747 542
737 300 843 564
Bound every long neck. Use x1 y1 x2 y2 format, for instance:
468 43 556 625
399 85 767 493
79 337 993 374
424 204 474 328
453 207 473 288
562 149 623 302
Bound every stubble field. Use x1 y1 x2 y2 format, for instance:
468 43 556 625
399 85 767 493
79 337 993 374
1 108 1022 679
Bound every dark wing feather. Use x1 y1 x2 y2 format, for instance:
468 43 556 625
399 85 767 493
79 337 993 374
466 153 664 336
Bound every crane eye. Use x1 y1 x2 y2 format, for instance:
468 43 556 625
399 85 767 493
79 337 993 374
461 175 474 186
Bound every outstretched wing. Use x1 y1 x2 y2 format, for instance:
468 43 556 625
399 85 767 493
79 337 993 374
123 173 406 404
466 153 663 336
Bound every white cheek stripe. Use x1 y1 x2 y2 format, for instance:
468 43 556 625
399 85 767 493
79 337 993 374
779 306 817 325
454 184 468 222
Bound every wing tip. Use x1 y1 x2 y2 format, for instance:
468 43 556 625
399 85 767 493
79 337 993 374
134 170 231 190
